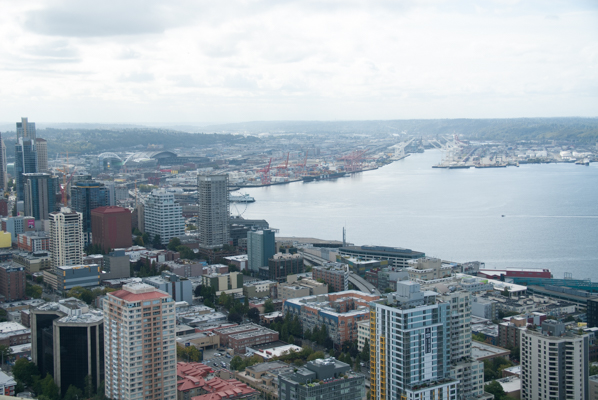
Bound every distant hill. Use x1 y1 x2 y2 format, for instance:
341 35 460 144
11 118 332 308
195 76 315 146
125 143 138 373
201 117 598 141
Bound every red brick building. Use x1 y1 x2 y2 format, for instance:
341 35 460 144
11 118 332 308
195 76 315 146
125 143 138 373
91 206 132 252
0 263 26 301
17 231 50 252
214 323 279 354
0 199 8 218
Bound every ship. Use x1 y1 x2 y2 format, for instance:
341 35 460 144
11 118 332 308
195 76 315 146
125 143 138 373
301 171 348 182
575 158 590 166
228 193 255 203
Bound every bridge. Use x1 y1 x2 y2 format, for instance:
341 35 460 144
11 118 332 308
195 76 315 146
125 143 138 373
299 250 381 296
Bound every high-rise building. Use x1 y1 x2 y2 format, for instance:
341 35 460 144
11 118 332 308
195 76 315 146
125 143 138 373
261 253 304 282
521 320 589 400
587 298 598 328
31 298 104 396
104 283 177 400
16 117 36 140
35 138 48 172
247 229 276 272
197 174 229 248
0 263 26 301
49 208 83 269
70 180 109 245
15 138 38 201
0 133 7 193
91 206 132 252
23 173 59 221
144 190 184 245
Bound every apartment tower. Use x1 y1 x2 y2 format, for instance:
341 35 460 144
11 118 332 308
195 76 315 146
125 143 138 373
104 283 177 400
197 174 229 248
247 229 276 272
521 320 589 400
49 208 84 269
143 190 184 245
70 180 109 245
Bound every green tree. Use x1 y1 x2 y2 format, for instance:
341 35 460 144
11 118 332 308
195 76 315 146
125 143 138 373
152 234 162 248
307 351 326 361
264 299 275 313
63 385 83 400
484 381 506 400
230 355 243 371
67 286 94 304
167 237 182 251
12 358 39 386
0 345 12 364
177 245 195 260
25 282 42 299
40 373 60 400
360 338 370 361
247 307 260 323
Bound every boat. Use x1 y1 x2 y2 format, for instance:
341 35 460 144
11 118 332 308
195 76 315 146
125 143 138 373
302 171 348 182
228 193 255 203
575 158 590 166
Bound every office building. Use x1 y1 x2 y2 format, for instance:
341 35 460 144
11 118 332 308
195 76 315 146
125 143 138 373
261 253 304 282
49 208 84 269
0 263 26 301
91 206 132 252
55 264 101 291
35 138 48 172
284 291 379 347
588 298 598 328
338 245 425 269
405 257 452 281
1 215 35 243
16 117 36 140
312 263 350 292
143 271 193 304
23 173 59 221
144 190 185 245
13 250 52 273
104 283 177 400
521 320 589 400
198 174 229 248
0 133 7 193
201 271 243 295
214 323 279 353
70 180 109 245
31 299 104 396
247 229 276 272
15 138 38 201
279 358 365 400
278 277 328 301
0 199 8 217
101 250 131 280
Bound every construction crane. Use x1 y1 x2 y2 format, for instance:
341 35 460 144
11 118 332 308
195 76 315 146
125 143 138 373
275 152 290 176
256 158 272 185
60 171 75 206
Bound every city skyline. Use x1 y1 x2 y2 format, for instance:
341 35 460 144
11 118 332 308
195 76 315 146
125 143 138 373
0 1 596 123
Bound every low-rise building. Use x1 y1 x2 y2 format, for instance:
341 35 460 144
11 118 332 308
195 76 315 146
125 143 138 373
243 280 277 299
312 263 349 292
17 231 50 252
405 257 452 281
144 271 193 304
336 255 386 277
235 361 292 396
202 271 243 295
261 253 304 283
278 358 365 400
13 251 52 273
214 323 279 353
277 277 327 301
0 370 16 396
0 263 26 301
0 321 31 347
55 264 101 291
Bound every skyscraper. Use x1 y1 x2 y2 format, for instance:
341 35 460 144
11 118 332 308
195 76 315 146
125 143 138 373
104 282 177 400
144 190 184 245
70 180 109 245
0 133 7 193
49 208 83 269
197 174 229 248
15 138 38 201
91 206 132 252
23 173 59 221
521 320 589 400
16 117 36 140
247 229 276 272
35 138 48 172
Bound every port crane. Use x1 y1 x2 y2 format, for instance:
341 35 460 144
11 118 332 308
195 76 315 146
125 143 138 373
256 158 272 185
338 149 368 172
275 152 290 176
390 138 415 159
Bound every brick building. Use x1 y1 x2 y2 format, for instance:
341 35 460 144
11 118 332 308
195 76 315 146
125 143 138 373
0 263 26 301
17 231 50 252
312 263 349 292
260 253 304 282
91 206 132 252
214 323 279 353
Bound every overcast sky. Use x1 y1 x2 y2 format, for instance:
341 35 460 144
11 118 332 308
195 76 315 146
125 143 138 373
0 0 596 124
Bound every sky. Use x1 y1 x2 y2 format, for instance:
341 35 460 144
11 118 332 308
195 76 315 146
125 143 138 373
0 0 596 124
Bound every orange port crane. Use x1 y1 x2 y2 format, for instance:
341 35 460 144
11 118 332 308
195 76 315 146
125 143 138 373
275 152 290 176
338 149 368 172
256 158 272 185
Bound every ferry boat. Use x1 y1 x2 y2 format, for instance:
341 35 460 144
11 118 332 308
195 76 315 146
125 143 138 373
228 193 255 203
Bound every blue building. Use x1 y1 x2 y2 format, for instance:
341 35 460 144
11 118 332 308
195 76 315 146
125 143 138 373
23 173 59 220
248 229 276 272
70 181 109 245
15 138 38 201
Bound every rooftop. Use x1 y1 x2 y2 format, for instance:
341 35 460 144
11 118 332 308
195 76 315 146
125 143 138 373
110 283 170 301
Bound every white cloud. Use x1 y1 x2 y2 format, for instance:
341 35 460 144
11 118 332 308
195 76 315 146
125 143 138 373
0 0 595 123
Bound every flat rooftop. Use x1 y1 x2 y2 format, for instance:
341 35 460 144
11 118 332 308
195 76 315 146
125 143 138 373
472 341 511 360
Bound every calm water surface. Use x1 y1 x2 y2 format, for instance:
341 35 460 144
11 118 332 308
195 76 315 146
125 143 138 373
239 150 598 280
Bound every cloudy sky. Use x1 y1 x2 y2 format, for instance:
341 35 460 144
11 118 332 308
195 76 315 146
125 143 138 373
0 0 596 124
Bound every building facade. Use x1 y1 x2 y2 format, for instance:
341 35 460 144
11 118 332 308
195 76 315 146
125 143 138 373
261 253 304 282
91 206 133 252
35 138 48 172
70 180 109 245
23 173 59 221
143 271 193 304
312 263 350 292
520 321 589 400
0 263 26 301
104 283 177 400
197 174 229 248
144 190 185 245
15 138 38 202
17 231 50 252
49 208 84 269
338 245 425 269
0 133 7 193
247 230 276 272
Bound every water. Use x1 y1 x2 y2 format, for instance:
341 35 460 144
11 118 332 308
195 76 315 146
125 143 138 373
238 150 598 280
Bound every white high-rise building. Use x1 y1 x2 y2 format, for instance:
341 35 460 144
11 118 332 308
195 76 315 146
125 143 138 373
0 133 6 192
197 174 229 248
104 283 177 400
144 190 184 245
49 208 83 269
521 320 589 400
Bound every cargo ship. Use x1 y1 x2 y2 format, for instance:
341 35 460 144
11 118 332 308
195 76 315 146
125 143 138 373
302 171 348 182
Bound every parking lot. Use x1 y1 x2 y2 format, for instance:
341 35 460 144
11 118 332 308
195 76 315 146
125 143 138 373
203 348 233 370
